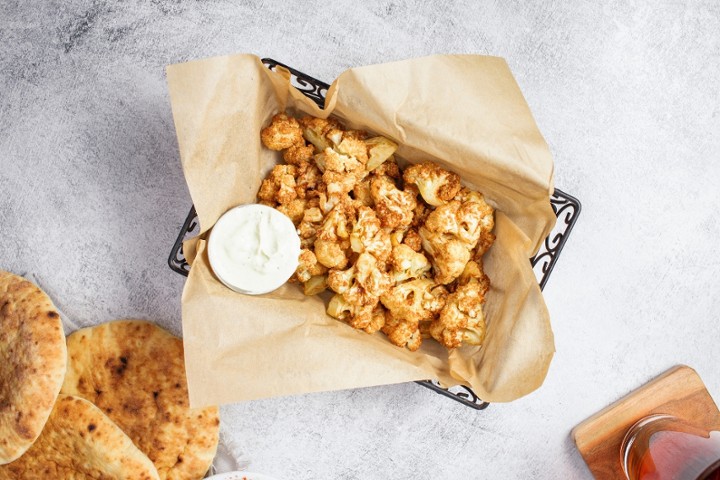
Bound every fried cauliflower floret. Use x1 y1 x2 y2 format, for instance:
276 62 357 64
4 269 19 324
403 162 462 207
276 198 307 225
459 258 490 292
453 189 495 240
283 142 315 165
257 164 298 205
342 129 368 141
261 113 304 150
420 234 470 285
428 260 490 349
390 244 432 283
321 175 355 213
296 249 328 283
402 228 423 252
323 127 368 161
327 252 392 301
411 196 431 228
475 230 496 258
380 279 446 351
380 278 447 326
326 251 392 334
365 137 398 171
382 313 422 351
419 191 494 284
304 274 328 296
457 189 495 258
295 161 324 199
315 147 368 212
388 227 420 250
314 147 359 175
420 235 470 285
297 205 324 249
293 248 329 297
314 203 355 269
327 295 386 334
352 177 374 207
334 135 369 166
299 116 343 152
419 206 472 285
349 206 392 265
371 157 401 179
370 176 417 229
314 240 348 270
365 303 387 333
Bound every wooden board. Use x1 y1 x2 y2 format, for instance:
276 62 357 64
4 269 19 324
572 365 720 479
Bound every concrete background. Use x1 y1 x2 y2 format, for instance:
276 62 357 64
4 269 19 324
2 1 719 478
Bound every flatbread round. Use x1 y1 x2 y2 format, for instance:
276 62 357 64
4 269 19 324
0 394 159 479
0 271 67 464
62 320 219 480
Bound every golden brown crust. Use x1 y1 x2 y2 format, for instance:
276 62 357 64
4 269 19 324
257 164 298 206
370 176 417 229
259 113 497 351
0 394 159 479
428 261 489 349
402 229 423 252
283 142 314 165
403 162 462 206
61 320 219 480
0 271 66 465
260 113 303 150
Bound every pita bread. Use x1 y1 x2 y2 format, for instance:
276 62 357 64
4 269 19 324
0 394 159 479
0 271 67 464
62 320 219 480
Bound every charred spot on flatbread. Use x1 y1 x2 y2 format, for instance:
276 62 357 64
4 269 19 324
0 271 67 465
61 320 219 480
0 394 159 479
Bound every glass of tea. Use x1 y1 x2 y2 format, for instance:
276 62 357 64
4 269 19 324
621 414 720 480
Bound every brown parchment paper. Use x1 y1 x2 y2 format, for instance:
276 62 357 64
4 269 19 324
166 54 557 407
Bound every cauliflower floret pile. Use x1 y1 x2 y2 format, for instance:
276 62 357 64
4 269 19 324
259 112 496 351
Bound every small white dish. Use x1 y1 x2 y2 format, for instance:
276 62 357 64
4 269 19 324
208 204 300 295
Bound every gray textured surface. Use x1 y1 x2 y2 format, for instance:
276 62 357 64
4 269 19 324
2 1 720 478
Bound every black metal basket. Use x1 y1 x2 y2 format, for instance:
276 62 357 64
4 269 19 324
168 58 582 410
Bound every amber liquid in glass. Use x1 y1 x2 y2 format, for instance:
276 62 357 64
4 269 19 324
623 415 720 480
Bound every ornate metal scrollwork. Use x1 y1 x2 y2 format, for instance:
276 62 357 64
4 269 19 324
167 206 199 276
262 58 328 108
531 189 582 290
418 380 490 410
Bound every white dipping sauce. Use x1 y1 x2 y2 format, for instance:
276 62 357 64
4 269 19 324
208 204 300 295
